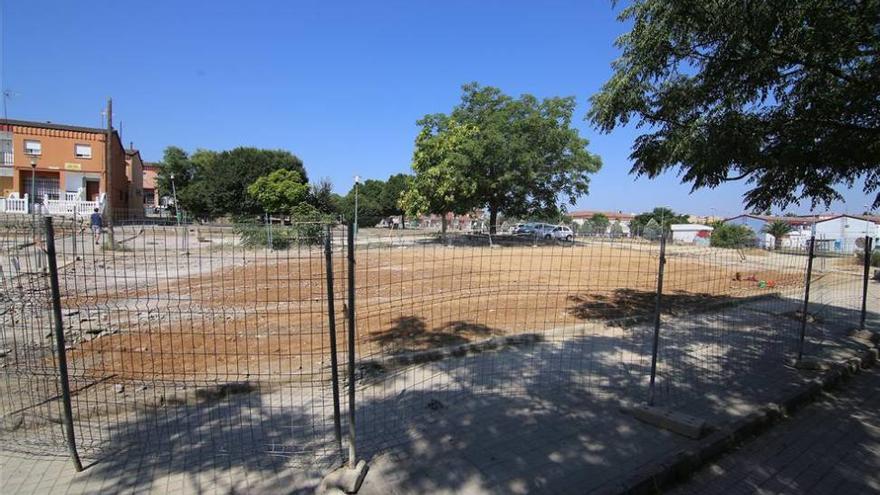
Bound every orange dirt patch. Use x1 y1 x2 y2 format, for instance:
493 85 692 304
67 243 806 381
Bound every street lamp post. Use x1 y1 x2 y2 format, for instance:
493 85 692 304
353 175 361 238
170 173 180 227
29 157 38 215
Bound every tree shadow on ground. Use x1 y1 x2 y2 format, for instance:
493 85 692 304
567 288 782 325
69 385 338 494
58 290 877 494
351 293 879 494
370 316 500 353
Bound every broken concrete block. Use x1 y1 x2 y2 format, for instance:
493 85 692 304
627 404 708 439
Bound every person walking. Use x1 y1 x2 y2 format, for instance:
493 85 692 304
90 208 103 245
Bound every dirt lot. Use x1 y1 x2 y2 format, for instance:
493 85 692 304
60 233 810 382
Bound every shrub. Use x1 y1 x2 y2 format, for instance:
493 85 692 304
710 223 756 248
235 203 330 249
872 249 880 268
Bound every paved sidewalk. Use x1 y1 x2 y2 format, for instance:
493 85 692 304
669 366 880 495
2 284 877 494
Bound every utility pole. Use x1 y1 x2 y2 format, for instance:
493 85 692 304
105 98 114 246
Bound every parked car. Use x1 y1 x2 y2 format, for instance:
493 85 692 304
548 225 575 241
532 223 558 237
514 222 537 234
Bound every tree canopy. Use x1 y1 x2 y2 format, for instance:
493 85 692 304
711 223 756 248
400 119 480 232
247 169 309 214
158 146 308 219
409 83 602 232
338 173 413 227
589 0 880 210
631 207 689 236
590 213 610 234
762 220 794 250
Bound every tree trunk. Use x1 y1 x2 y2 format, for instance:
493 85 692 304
401 212 405 230
774 237 782 250
489 208 498 235
441 215 448 240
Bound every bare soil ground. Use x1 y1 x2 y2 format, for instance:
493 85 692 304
61 236 809 382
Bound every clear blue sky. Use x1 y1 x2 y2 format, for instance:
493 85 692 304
1 0 873 217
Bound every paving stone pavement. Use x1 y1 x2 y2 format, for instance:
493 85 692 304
2 282 877 494
668 366 880 495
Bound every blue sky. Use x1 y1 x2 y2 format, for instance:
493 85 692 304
1 0 874 217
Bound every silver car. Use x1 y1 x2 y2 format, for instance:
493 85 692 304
548 225 575 241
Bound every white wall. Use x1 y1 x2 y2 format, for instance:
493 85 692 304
814 217 879 253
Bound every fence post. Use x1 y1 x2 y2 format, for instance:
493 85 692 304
324 224 343 454
647 234 667 406
346 221 358 468
860 236 873 331
44 217 83 472
797 236 816 363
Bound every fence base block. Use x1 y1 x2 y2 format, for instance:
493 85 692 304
626 404 708 439
789 357 828 371
319 460 369 494
850 329 878 344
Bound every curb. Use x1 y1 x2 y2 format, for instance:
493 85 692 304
594 331 879 495
356 333 543 374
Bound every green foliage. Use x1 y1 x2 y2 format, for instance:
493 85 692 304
762 220 794 250
160 146 308 219
156 146 197 200
402 118 480 226
307 178 340 214
409 83 602 232
234 203 328 250
336 174 412 227
589 0 880 211
631 207 689 236
872 250 880 268
609 221 625 238
710 223 756 248
247 169 308 214
578 220 594 235
642 218 661 240
590 213 610 235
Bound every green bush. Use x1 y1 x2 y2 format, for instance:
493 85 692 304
872 249 880 267
234 203 330 249
710 223 756 248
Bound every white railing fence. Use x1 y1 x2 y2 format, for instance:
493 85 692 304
1 193 103 217
0 194 29 214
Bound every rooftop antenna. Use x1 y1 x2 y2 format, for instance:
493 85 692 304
2 88 18 120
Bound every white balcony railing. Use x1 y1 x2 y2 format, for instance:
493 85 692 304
1 193 105 217
0 195 29 214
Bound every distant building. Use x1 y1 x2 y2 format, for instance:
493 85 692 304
671 224 713 245
142 161 161 208
813 215 880 253
569 210 635 235
124 144 145 215
723 213 879 253
0 118 130 216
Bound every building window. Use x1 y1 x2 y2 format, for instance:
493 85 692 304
24 139 41 155
75 144 92 159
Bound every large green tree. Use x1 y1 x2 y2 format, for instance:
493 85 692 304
160 146 307 219
412 83 602 233
589 0 880 210
400 119 480 235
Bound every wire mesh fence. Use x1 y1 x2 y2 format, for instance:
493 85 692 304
1 214 877 476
